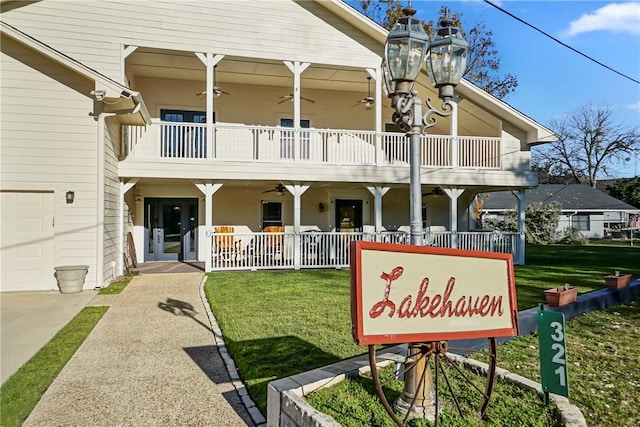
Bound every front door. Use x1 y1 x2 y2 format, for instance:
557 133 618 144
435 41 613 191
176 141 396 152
335 199 363 232
145 198 198 261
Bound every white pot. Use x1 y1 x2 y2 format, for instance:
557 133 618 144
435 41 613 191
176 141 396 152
54 265 89 294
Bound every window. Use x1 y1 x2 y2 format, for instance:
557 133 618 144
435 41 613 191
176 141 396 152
262 201 282 229
280 118 311 159
572 214 590 231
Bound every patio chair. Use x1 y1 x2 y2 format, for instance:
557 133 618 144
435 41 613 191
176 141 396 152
262 226 284 262
214 226 241 262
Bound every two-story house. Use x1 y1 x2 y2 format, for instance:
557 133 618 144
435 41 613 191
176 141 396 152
0 0 555 292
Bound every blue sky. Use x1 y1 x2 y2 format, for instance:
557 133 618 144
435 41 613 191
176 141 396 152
368 1 640 177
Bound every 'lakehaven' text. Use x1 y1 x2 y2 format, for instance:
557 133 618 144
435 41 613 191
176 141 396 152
369 266 504 319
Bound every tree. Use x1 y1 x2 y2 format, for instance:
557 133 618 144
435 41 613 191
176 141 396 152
533 104 640 188
350 2 519 99
607 177 640 208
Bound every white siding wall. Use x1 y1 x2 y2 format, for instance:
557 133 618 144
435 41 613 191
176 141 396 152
1 35 100 289
2 0 381 85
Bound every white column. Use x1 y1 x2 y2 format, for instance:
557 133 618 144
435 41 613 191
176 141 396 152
367 68 383 166
120 45 138 85
444 188 463 248
450 101 459 168
513 189 526 265
284 184 309 270
195 182 223 271
366 186 390 239
119 179 138 275
284 61 310 161
195 53 224 159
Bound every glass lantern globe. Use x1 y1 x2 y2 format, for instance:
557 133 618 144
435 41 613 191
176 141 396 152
382 5 428 95
425 15 468 100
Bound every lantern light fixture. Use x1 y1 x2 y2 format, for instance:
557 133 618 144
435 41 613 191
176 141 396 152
65 191 75 204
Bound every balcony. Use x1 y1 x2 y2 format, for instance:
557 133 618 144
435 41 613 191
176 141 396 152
125 121 502 169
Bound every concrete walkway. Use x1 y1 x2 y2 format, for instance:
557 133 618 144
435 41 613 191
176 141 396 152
20 273 254 426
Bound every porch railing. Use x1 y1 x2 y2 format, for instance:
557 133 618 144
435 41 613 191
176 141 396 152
126 122 501 169
209 231 520 271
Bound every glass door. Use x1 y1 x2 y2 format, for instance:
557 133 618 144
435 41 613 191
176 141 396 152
145 198 198 261
335 199 363 232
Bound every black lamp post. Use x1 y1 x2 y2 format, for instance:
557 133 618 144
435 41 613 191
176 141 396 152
382 3 467 422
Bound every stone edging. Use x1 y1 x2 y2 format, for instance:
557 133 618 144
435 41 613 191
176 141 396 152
198 276 267 427
269 346 587 427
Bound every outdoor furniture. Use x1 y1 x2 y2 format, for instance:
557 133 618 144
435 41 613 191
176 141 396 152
214 226 241 262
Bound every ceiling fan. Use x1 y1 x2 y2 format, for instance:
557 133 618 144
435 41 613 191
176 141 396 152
351 76 374 110
196 86 230 98
277 93 316 104
423 187 445 197
262 184 286 196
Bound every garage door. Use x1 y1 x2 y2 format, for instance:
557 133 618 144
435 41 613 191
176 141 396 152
1 192 55 291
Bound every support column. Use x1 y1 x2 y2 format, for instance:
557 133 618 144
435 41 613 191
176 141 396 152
513 189 526 265
284 61 310 161
443 188 463 248
195 53 225 159
450 101 459 168
367 68 383 166
366 186 390 240
120 45 138 84
284 184 309 270
119 179 138 275
195 182 223 271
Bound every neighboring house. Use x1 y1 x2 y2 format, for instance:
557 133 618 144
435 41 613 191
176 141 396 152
481 184 640 239
0 1 555 292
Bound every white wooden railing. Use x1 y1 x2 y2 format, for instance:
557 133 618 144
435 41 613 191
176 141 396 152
209 231 520 271
126 122 501 169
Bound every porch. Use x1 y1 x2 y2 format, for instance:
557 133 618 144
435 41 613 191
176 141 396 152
125 122 502 169
207 230 521 270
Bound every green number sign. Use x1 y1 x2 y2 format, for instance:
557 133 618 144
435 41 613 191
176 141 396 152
538 307 569 398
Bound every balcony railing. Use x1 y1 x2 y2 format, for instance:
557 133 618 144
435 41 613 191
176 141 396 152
209 230 520 271
126 122 501 169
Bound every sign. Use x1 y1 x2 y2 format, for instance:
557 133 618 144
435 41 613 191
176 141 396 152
538 307 569 397
350 241 519 345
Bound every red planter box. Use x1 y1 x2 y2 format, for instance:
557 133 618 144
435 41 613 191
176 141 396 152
604 274 632 290
544 287 578 307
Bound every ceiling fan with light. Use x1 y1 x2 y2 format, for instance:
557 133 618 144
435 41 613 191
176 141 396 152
196 86 230 98
277 93 316 104
423 187 445 197
262 184 286 196
351 76 374 110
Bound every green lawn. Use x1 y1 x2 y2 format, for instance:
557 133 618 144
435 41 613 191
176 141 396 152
204 242 639 424
0 307 108 427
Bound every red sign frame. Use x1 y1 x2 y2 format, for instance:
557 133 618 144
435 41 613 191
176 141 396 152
350 241 519 345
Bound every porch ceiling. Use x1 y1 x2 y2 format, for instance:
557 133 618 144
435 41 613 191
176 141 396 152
127 48 372 92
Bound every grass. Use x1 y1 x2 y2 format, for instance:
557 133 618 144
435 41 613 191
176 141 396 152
98 273 136 295
474 300 640 427
0 306 108 427
204 242 639 424
515 242 639 309
307 364 561 427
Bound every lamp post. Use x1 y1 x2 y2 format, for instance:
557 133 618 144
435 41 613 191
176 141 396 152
382 3 467 422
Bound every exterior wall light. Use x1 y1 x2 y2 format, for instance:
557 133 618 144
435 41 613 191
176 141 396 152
65 191 75 204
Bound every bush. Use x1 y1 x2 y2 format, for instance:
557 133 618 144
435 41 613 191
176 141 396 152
557 227 587 245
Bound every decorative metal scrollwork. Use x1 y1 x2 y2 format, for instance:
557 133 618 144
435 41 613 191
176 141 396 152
390 93 455 134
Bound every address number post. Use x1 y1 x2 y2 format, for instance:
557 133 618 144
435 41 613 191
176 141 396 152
537 305 569 398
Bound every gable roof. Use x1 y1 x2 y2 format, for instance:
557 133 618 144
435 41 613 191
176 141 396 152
317 0 557 146
482 184 638 212
0 20 150 126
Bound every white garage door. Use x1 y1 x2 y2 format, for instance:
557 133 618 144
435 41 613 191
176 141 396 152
1 192 55 291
